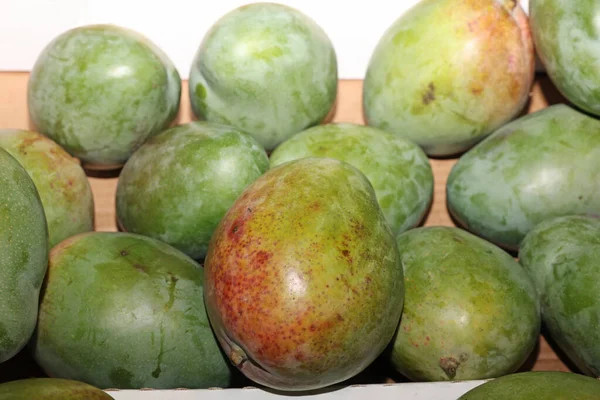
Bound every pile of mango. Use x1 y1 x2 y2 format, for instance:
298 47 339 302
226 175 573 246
1 0 599 399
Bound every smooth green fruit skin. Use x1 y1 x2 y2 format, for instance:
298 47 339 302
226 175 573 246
0 378 114 400
0 148 48 363
116 121 269 260
530 0 600 117
33 232 232 389
458 371 600 399
204 157 404 391
447 104 600 251
27 24 181 166
390 226 540 382
269 123 434 234
189 3 338 151
0 129 94 248
363 0 534 156
519 215 600 377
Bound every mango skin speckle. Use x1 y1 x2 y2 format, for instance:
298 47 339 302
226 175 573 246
32 232 232 390
204 157 404 391
519 215 600 378
390 226 540 382
0 148 48 363
189 3 338 151
269 122 434 234
447 104 600 251
530 0 600 117
0 129 94 248
27 24 181 167
363 0 534 157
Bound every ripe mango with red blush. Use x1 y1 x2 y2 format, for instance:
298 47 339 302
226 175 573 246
363 0 535 157
203 157 405 391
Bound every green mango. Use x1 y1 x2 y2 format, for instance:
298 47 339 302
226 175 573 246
32 232 232 389
0 148 48 363
519 215 600 377
457 371 600 399
204 157 404 391
530 0 600 117
363 0 534 157
0 378 114 400
189 3 338 151
116 121 269 261
447 104 600 251
389 226 540 381
28 24 181 168
0 129 94 248
269 123 434 234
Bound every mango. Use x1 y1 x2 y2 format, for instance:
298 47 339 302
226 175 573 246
0 378 114 400
530 0 600 116
389 226 540 381
363 0 534 157
116 121 269 261
28 24 181 168
0 148 48 363
204 157 404 391
457 371 600 399
189 3 338 151
269 123 434 234
519 215 600 377
0 129 94 248
447 104 600 251
32 232 232 389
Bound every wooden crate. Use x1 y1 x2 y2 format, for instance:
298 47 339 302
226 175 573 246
0 72 574 382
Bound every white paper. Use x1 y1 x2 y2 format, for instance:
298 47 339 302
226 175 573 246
105 380 490 400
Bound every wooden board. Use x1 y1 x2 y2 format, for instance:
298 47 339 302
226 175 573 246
0 72 575 380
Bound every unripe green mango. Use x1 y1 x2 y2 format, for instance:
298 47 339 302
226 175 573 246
0 148 48 363
519 215 600 377
0 378 114 400
389 226 540 381
189 3 338 151
204 157 404 391
0 129 94 248
530 0 600 117
269 123 434 234
447 104 600 251
28 24 181 168
116 121 269 261
458 371 600 399
363 0 534 156
32 232 232 389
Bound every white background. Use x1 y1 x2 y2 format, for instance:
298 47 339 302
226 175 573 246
0 0 530 79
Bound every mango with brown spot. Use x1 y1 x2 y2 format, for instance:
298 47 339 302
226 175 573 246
363 0 534 157
204 157 405 391
388 226 540 381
